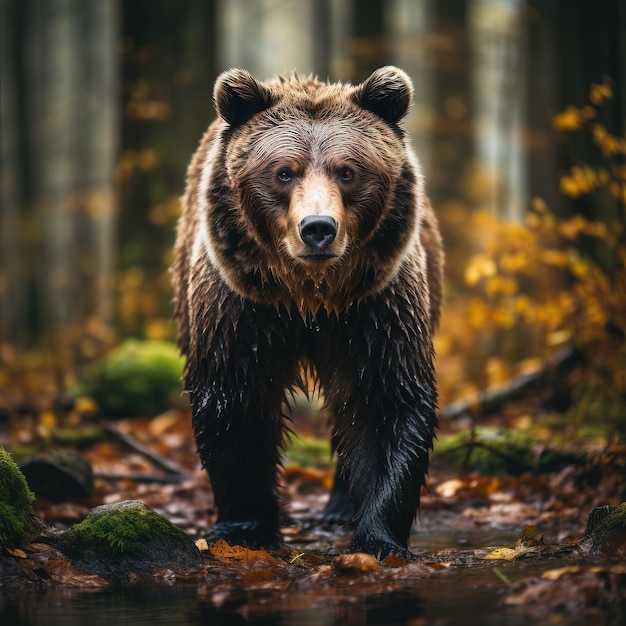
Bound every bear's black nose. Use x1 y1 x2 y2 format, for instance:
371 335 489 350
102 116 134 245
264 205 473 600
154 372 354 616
299 215 338 250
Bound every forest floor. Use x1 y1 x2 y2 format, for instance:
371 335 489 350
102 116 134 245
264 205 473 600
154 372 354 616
1 398 626 625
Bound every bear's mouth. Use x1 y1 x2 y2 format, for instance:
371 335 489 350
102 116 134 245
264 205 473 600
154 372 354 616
299 252 338 261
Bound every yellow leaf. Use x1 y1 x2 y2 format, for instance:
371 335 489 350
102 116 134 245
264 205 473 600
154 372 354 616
465 254 497 286
589 81 613 105
484 547 518 561
5 547 27 558
553 106 582 131
195 538 209 551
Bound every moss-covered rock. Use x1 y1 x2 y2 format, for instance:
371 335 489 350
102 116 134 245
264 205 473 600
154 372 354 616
77 339 185 418
58 500 202 580
0 447 38 548
583 502 626 557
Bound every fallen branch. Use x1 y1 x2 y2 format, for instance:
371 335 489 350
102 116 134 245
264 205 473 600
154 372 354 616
439 345 581 421
94 472 188 484
103 426 189 480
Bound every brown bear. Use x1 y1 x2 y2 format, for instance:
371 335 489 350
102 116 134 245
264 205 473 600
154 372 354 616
172 66 443 560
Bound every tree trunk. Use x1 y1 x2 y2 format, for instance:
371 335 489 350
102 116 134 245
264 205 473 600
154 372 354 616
1 0 119 381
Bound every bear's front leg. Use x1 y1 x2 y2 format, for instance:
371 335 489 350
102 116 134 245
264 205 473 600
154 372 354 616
187 297 298 549
328 299 438 561
191 387 285 548
347 388 437 560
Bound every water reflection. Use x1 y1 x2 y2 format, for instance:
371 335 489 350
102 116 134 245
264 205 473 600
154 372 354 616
1 565 618 626
2 585 424 626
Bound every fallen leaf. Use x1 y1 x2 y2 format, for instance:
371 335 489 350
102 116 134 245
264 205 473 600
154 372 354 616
435 478 465 498
209 539 277 567
195 538 209 551
335 553 380 572
383 553 410 567
484 547 518 561
485 525 545 560
5 547 27 558
46 560 110 587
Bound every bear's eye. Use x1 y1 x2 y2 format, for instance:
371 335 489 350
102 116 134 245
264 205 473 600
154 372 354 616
277 169 293 183
338 166 354 182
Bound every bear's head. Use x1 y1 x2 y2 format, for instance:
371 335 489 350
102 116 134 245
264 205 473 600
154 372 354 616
203 67 424 314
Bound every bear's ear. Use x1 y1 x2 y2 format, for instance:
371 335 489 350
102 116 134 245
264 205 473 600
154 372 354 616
352 66 413 125
213 69 274 127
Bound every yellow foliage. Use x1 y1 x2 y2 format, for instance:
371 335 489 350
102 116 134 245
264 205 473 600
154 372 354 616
449 79 626 420
589 80 613 106
552 105 597 131
465 254 497 286
486 275 517 296
553 106 583 131
559 166 600 198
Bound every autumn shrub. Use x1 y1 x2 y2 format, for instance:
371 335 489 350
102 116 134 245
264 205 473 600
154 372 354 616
443 78 625 434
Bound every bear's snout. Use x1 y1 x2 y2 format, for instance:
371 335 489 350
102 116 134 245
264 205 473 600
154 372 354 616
298 215 338 252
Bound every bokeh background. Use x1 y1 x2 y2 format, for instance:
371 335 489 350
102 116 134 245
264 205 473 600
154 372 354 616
1 0 625 436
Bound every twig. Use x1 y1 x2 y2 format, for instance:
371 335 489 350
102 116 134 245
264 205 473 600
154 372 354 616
94 471 188 484
103 425 189 479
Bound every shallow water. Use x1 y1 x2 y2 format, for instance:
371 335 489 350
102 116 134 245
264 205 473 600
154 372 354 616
1 527 623 626
0 565 607 626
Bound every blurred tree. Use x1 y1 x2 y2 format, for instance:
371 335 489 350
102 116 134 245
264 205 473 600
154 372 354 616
1 0 119 379
527 0 625 222
0 0 24 346
117 0 217 340
469 0 526 220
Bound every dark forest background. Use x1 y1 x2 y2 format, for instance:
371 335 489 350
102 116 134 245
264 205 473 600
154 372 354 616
1 0 625 433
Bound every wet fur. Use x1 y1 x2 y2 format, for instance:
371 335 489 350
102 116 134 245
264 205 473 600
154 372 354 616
172 67 443 560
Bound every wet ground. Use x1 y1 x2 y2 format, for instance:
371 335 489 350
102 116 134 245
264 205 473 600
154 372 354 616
2 412 625 625
2 524 624 626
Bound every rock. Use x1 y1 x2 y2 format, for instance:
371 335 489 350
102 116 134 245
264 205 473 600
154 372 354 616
583 502 626 557
21 449 94 503
58 500 203 580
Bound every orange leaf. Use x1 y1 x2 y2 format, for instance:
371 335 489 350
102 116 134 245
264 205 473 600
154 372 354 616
208 539 277 567
335 553 381 572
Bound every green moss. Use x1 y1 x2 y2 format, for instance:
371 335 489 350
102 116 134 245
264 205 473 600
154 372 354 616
62 501 187 556
283 435 333 469
0 447 37 548
51 427 104 447
435 427 585 476
77 339 185 417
